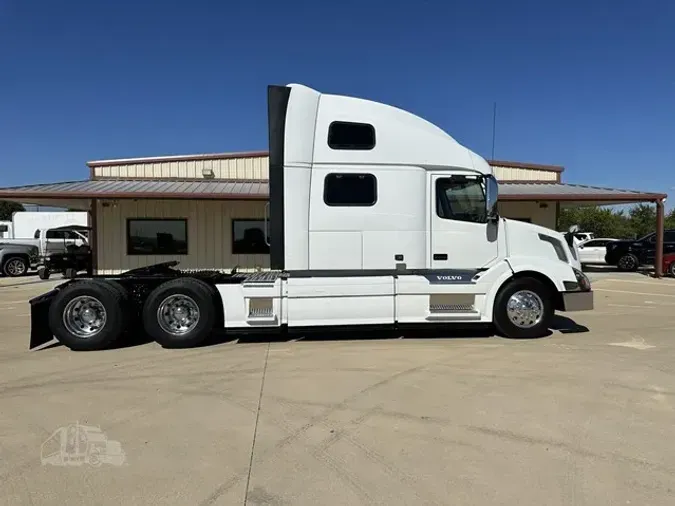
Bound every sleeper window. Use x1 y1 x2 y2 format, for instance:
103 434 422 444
327 122 375 150
324 173 377 207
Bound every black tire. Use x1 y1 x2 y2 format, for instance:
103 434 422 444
2 256 28 277
617 253 639 272
493 277 553 339
142 277 218 349
38 267 51 280
48 280 130 351
64 268 77 279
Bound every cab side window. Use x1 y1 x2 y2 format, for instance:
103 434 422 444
436 177 486 223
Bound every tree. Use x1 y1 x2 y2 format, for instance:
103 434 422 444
665 208 675 231
0 200 24 221
557 206 632 238
627 203 656 239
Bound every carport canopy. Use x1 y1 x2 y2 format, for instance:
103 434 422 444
0 178 668 275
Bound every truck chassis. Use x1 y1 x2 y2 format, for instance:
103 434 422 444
29 261 591 351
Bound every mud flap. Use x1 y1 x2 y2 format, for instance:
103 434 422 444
29 289 58 350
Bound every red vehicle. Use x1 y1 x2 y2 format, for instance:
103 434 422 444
664 253 675 277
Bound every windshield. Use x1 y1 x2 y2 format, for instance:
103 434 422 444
436 176 486 223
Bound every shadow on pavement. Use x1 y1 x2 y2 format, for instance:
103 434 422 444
550 314 589 334
200 324 504 348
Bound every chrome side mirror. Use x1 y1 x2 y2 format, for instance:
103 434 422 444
485 174 499 222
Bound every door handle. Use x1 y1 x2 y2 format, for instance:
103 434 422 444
433 253 448 260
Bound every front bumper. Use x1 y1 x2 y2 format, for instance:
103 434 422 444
561 290 594 311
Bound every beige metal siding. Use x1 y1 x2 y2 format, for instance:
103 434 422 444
492 166 558 182
499 201 557 229
96 199 269 274
94 155 558 182
93 156 269 180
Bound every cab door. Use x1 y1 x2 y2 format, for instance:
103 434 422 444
430 174 498 270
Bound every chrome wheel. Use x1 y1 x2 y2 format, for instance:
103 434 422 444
506 290 544 329
5 258 26 276
63 296 107 338
618 255 637 270
157 294 200 336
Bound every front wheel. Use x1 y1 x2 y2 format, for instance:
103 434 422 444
493 277 553 339
142 277 218 349
617 253 639 272
2 256 28 277
668 262 675 277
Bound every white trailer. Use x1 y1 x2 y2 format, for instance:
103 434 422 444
28 84 593 351
11 211 87 239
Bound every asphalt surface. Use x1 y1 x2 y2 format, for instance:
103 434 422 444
0 272 674 505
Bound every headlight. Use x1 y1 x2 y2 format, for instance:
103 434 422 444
538 233 568 262
573 268 591 291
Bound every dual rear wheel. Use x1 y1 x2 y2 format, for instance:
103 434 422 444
49 278 218 351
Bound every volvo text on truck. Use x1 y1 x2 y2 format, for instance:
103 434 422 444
28 84 594 351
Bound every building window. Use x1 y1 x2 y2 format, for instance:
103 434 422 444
328 121 375 150
323 173 377 207
232 219 270 255
436 176 487 223
127 219 188 255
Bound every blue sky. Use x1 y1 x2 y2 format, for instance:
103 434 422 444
1 0 673 202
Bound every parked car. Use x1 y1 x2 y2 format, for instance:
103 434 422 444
574 232 595 242
0 243 40 277
605 230 675 271
663 252 675 277
577 238 618 265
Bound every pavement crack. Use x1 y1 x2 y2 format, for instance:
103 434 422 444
243 341 271 506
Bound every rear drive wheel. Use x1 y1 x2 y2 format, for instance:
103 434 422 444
142 277 218 349
48 280 130 351
617 253 639 272
493 277 553 339
64 268 77 279
2 256 28 277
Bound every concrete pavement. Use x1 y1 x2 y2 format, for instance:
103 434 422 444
0 275 674 505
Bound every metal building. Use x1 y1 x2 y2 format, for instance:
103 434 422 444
0 152 667 275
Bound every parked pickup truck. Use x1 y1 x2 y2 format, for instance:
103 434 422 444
0 243 40 277
605 229 675 271
0 227 88 258
0 227 88 277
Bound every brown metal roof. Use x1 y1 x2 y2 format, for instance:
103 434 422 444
0 179 665 203
500 182 667 201
0 179 269 200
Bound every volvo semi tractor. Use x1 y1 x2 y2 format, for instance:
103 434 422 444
28 84 593 351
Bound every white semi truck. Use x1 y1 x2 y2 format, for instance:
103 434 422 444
28 84 593 351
